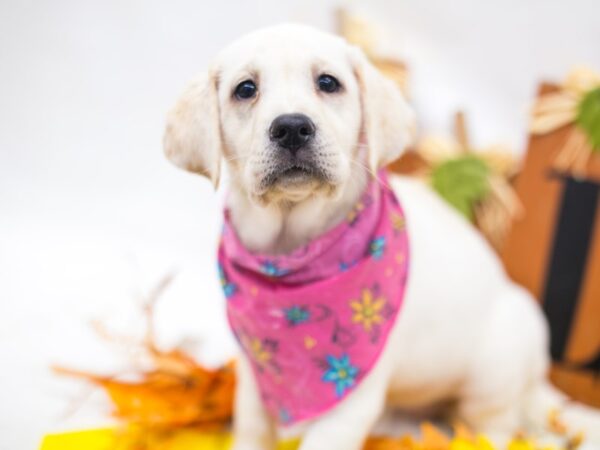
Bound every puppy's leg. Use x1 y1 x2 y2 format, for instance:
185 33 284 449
232 355 276 450
457 283 548 439
299 360 390 450
458 396 521 444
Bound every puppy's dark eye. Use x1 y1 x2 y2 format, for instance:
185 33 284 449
317 74 341 93
234 80 257 99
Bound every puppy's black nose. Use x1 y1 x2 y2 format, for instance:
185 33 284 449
269 113 316 153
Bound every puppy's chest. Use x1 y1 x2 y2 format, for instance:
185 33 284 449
217 174 411 425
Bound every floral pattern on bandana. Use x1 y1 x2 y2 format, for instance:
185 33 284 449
284 306 311 326
350 289 386 332
218 170 409 426
322 354 359 397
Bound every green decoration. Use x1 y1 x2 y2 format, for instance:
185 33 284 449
431 155 490 221
576 87 600 152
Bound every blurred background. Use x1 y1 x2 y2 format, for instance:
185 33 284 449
1 1 599 449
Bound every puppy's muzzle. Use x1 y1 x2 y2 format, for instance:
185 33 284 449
263 113 328 190
269 113 315 154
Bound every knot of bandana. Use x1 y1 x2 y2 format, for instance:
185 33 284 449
218 171 410 425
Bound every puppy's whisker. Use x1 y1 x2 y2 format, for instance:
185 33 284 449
349 158 391 191
223 154 246 163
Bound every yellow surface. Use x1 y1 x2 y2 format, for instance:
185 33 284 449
38 427 564 450
41 428 117 450
40 428 300 450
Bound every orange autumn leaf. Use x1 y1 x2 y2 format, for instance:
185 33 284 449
363 434 420 450
548 409 568 435
55 359 235 430
453 423 474 442
421 422 451 450
54 274 236 430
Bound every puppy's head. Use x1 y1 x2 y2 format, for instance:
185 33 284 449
164 24 415 204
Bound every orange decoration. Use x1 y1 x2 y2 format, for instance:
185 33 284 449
54 275 236 431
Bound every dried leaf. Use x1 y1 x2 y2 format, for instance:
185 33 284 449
421 422 451 450
54 274 235 430
55 361 235 430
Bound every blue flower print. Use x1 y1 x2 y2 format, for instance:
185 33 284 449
284 306 310 325
339 260 357 272
218 263 236 298
322 354 359 397
260 260 289 277
278 407 292 424
369 236 386 260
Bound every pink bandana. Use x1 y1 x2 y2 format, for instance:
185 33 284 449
218 171 409 426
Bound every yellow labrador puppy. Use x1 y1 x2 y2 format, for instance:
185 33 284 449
164 24 600 450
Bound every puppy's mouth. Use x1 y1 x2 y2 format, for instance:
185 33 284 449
279 165 314 180
264 162 326 188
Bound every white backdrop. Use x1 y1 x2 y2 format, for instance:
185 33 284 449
1 1 599 449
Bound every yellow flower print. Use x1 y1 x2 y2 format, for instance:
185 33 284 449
350 289 385 332
391 212 405 232
248 338 271 365
304 335 317 349
347 201 364 224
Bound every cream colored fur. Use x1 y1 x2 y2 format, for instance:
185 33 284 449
164 24 600 450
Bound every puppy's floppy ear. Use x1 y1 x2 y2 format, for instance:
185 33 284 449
163 71 222 188
351 48 416 172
